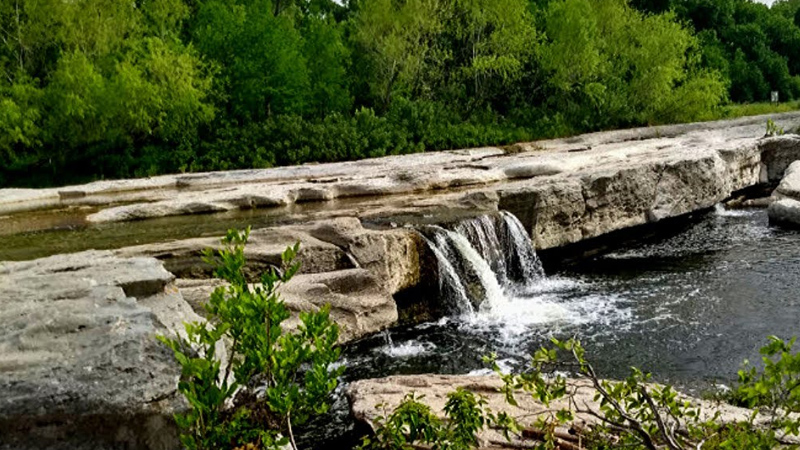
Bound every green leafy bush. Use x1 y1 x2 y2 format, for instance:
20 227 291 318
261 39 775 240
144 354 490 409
159 228 343 450
732 336 800 415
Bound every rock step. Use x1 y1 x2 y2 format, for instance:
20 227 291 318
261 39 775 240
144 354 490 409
176 268 398 343
0 251 200 450
116 217 427 296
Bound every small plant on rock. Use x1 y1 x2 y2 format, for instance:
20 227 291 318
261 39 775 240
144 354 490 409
766 119 785 137
159 228 344 450
357 390 518 450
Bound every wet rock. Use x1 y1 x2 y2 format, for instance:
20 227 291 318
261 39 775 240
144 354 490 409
768 198 800 228
0 251 198 450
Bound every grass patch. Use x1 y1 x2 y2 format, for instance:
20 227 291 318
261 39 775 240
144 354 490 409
718 101 800 119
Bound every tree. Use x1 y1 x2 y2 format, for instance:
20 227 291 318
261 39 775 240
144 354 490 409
539 0 725 128
300 17 352 116
0 0 214 185
192 0 310 120
351 0 442 109
436 0 537 110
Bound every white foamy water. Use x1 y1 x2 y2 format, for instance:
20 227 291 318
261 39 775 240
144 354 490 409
421 212 634 342
447 230 508 310
465 288 632 342
713 203 760 217
378 340 436 357
426 231 475 315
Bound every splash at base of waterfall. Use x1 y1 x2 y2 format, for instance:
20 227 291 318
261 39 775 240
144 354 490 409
418 211 620 335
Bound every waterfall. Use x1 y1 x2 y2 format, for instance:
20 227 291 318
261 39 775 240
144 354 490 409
500 211 545 284
421 211 544 315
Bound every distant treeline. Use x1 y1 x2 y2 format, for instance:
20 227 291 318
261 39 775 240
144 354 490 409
1 0 799 187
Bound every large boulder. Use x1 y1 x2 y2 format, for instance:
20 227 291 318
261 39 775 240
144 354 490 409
768 160 800 228
0 251 197 450
299 218 424 294
769 198 800 228
759 135 800 182
281 269 398 342
773 160 800 200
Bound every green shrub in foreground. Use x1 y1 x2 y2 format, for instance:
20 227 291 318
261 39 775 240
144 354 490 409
159 228 343 450
364 336 800 450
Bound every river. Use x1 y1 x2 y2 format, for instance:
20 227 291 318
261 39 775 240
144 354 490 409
307 206 800 447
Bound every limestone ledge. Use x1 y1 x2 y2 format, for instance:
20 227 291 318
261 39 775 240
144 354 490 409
2 114 800 254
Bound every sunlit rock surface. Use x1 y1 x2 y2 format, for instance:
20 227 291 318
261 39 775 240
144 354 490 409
0 252 195 449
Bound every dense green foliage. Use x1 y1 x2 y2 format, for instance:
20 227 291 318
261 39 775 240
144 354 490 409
2 0 799 187
365 336 800 450
159 228 343 450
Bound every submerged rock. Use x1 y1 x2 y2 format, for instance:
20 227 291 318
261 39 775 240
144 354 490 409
0 251 198 449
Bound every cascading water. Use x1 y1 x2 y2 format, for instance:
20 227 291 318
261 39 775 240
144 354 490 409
421 211 546 315
500 211 545 284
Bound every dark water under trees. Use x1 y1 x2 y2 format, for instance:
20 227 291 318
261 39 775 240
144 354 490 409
307 207 800 447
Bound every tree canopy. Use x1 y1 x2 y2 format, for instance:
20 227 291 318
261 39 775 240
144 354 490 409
1 0 797 187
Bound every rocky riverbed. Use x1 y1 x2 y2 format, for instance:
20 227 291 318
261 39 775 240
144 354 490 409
3 113 800 449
